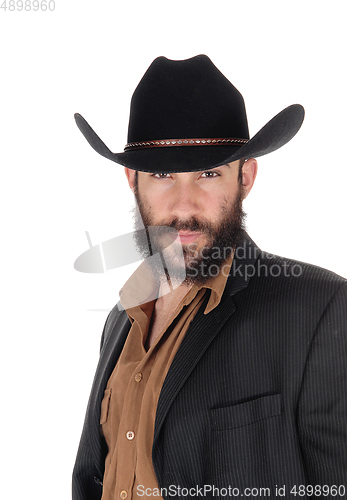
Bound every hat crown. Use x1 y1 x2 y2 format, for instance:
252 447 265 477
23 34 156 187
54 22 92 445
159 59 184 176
127 55 249 142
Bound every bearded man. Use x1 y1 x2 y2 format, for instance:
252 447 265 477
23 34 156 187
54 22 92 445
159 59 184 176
72 55 347 500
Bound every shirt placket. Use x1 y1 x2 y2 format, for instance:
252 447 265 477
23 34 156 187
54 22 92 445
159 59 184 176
114 323 155 500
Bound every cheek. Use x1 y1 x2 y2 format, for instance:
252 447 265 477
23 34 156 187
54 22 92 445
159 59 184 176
147 189 176 216
145 193 168 214
139 192 171 225
201 192 235 222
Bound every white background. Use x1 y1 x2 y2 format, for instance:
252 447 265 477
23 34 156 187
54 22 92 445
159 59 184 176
1 1 346 498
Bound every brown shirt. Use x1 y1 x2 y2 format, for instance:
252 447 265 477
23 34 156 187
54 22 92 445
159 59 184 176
100 258 232 500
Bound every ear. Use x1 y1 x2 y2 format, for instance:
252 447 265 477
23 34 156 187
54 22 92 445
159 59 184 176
124 167 137 191
241 158 258 200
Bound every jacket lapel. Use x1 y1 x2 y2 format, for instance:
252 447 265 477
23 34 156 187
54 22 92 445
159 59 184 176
153 233 261 443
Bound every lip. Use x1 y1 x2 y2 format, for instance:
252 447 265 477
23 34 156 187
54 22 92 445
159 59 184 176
177 231 202 244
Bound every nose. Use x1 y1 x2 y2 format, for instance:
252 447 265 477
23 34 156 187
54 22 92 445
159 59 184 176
169 177 201 221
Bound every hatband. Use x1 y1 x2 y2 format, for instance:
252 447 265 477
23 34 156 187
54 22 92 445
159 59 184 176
124 137 249 151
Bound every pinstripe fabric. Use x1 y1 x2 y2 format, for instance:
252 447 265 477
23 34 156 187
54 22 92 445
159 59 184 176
72 234 347 499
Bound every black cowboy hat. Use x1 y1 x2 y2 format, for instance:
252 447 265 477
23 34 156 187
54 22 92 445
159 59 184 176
74 55 304 173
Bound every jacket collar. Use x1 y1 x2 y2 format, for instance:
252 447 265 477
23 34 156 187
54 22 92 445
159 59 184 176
224 231 262 297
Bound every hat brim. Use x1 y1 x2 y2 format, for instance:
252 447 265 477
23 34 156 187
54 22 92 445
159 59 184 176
74 104 304 173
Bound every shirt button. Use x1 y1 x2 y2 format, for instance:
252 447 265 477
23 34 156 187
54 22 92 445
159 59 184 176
120 490 128 499
126 430 135 440
134 372 142 382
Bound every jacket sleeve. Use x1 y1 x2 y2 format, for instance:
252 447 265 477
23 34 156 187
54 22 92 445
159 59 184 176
100 302 124 352
297 281 347 488
72 303 128 500
72 433 103 500
71 315 110 500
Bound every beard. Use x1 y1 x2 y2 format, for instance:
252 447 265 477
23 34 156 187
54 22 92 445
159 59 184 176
132 182 246 286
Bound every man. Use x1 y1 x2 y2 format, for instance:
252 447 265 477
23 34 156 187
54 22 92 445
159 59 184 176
72 55 347 499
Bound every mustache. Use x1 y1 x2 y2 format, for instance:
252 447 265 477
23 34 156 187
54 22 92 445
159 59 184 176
157 217 215 235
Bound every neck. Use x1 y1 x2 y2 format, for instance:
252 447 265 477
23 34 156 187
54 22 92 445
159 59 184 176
156 281 193 312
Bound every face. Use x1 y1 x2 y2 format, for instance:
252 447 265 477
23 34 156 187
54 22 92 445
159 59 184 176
126 159 257 285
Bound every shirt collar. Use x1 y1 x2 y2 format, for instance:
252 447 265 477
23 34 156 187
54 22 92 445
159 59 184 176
119 253 234 316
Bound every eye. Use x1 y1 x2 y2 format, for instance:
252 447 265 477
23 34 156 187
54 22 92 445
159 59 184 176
152 172 171 179
200 170 220 178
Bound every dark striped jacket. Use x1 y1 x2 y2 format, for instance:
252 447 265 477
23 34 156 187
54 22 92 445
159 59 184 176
72 234 347 499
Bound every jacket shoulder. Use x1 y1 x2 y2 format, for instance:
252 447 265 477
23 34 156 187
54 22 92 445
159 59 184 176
255 251 346 290
100 302 129 352
234 250 347 318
